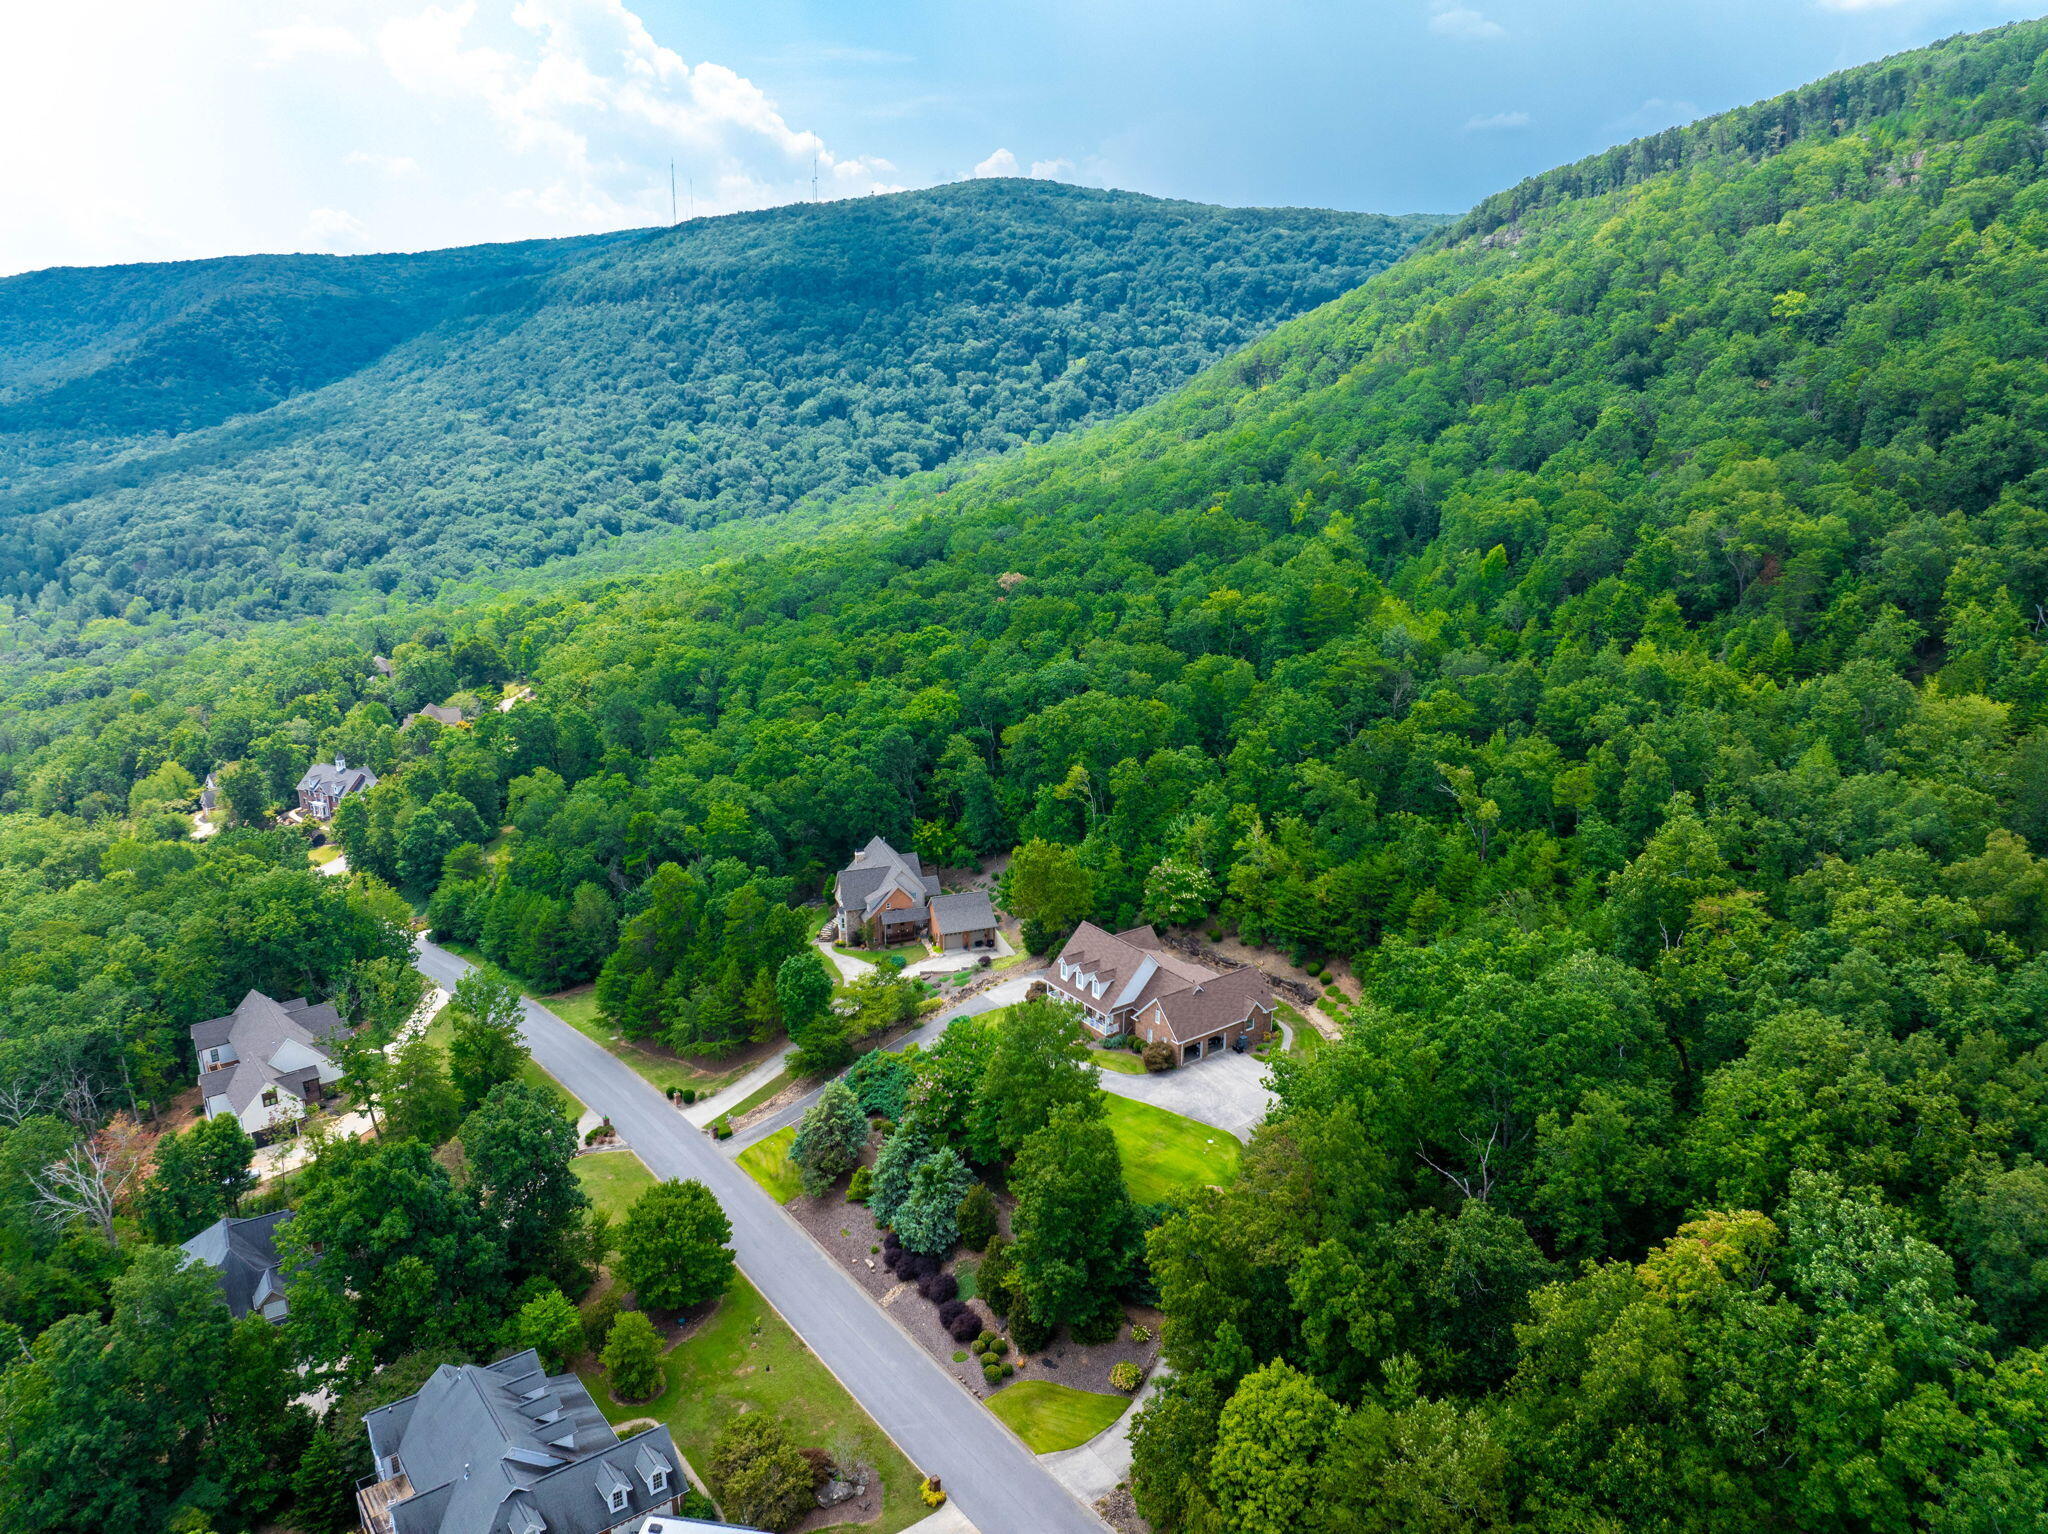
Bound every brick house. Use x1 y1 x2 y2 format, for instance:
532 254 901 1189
1045 923 1273 1064
295 755 377 820
831 837 940 946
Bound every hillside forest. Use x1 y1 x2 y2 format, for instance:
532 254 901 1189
1 15 2047 1534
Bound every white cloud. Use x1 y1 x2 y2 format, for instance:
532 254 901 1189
971 148 1073 180
0 0 909 275
302 207 372 250
1465 110 1530 131
1428 2 1505 41
345 151 423 178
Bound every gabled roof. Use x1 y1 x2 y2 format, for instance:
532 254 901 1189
178 1210 298 1321
929 890 998 936
1049 924 1272 1040
834 837 938 917
297 756 378 797
191 990 348 1113
402 703 465 730
365 1350 686 1534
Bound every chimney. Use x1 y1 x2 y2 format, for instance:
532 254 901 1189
335 755 346 771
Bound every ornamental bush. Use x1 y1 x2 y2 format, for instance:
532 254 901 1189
937 1299 968 1329
948 1308 984 1343
922 1271 959 1305
982 1362 1002 1384
710 1412 814 1533
1141 1040 1176 1072
1110 1360 1142 1393
846 1166 873 1203
956 1183 999 1252
600 1310 663 1403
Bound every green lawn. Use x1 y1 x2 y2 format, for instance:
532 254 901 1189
1101 1094 1241 1204
578 1276 923 1533
1270 1002 1331 1058
954 1256 979 1302
1092 1048 1146 1075
737 1125 802 1204
723 1068 794 1122
986 1379 1130 1453
572 1149 657 1222
419 1002 583 1120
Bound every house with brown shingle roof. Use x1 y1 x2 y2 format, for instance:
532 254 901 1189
1045 923 1274 1064
832 836 941 947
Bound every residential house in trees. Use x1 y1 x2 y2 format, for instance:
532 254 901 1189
178 1210 297 1323
831 836 940 946
192 989 349 1140
1046 923 1274 1063
400 702 465 731
358 1350 693 1534
928 890 1000 951
295 754 377 820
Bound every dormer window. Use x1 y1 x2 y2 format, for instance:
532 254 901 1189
648 1467 669 1495
606 1487 628 1514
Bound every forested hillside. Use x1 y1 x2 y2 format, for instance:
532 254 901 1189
0 182 1435 660
5 16 2048 1531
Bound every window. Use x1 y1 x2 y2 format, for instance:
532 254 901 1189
649 1468 668 1494
261 1088 278 1108
606 1487 627 1514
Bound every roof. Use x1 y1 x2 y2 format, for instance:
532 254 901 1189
191 990 349 1114
402 703 465 729
834 837 938 920
297 757 378 797
178 1210 297 1321
364 1351 688 1534
1048 924 1272 1042
929 890 998 936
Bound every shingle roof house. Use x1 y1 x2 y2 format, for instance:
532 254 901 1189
401 702 465 730
192 989 350 1139
178 1210 296 1323
359 1351 699 1534
1046 923 1274 1064
296 754 377 820
928 890 1000 951
832 837 940 947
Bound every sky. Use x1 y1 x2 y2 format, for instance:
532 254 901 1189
2 0 2043 275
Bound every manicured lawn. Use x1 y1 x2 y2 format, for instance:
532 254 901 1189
1101 1094 1241 1204
420 1001 583 1119
572 1149 656 1222
737 1125 802 1204
579 1276 924 1533
1092 1048 1146 1075
954 1256 979 1301
308 843 343 867
986 1379 1130 1453
1270 1002 1331 1058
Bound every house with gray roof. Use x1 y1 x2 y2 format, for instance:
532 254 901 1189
401 702 465 730
1046 923 1273 1064
831 837 940 947
192 989 350 1140
358 1350 713 1534
928 890 1000 951
296 754 377 820
178 1210 296 1323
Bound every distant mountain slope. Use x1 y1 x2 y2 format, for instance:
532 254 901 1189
0 182 1440 647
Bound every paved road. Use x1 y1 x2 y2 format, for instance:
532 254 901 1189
412 940 1099 1534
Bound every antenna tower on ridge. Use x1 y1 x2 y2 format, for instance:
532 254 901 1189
669 160 677 225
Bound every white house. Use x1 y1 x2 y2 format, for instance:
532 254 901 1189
191 990 350 1140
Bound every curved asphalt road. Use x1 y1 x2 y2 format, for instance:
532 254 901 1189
412 939 1102 1534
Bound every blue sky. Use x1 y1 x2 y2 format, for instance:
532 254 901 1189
1 0 2041 274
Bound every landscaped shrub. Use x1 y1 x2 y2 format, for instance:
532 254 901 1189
711 1117 733 1140
937 1299 968 1329
885 1247 911 1278
580 1292 621 1355
979 1238 1014 1316
1000 1361 1014 1378
922 1271 958 1306
600 1311 664 1403
797 1446 833 1492
1008 1292 1053 1353
1110 1361 1142 1393
881 1230 901 1253
681 1087 697 1104
988 1336 1009 1357
976 1330 997 1350
982 1362 1002 1384
909 1251 942 1282
948 1308 984 1343
1141 1040 1176 1072
1129 1323 1153 1344
846 1166 873 1203
955 1183 999 1252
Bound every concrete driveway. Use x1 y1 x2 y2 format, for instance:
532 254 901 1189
1095 1050 1275 1142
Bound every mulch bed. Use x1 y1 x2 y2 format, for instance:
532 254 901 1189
784 1185 1162 1403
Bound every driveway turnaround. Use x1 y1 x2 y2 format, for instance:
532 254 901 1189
1093 1050 1276 1142
411 940 1102 1534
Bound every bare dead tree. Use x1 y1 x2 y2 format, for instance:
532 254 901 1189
58 1068 104 1128
31 1117 145 1247
0 1079 50 1128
